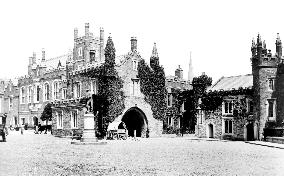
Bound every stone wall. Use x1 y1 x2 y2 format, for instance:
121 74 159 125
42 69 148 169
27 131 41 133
115 51 163 137
52 105 84 136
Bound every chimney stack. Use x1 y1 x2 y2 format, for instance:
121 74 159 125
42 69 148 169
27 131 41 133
130 37 137 52
85 23 89 37
74 28 78 40
42 48 45 62
100 27 105 62
175 65 183 80
32 52 36 64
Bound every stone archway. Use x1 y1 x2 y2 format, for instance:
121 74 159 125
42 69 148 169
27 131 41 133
121 107 148 137
208 124 214 138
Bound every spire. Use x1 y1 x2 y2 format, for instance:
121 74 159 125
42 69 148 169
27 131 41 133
257 33 262 46
188 51 193 83
263 40 266 49
57 60 62 68
251 38 256 48
151 42 158 58
150 42 159 68
251 38 257 57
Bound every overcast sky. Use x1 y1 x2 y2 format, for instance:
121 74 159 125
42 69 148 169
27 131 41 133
1 0 284 82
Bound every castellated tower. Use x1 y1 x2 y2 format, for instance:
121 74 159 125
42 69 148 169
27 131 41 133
251 33 282 139
72 23 105 71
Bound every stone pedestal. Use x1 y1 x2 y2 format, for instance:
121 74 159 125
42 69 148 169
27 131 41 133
80 113 97 142
71 113 107 145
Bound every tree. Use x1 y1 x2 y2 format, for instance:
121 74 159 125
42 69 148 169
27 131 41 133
97 36 125 136
138 58 167 120
40 103 52 125
182 74 212 131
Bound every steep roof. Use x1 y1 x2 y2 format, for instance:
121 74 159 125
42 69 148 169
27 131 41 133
210 74 253 91
41 52 72 70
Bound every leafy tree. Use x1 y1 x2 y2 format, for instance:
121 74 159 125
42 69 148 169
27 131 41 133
40 103 52 125
181 74 212 130
97 36 125 135
138 58 167 120
192 74 212 96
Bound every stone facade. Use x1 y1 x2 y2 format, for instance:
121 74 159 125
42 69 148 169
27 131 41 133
165 65 192 133
51 23 163 138
17 49 71 128
251 33 284 139
195 94 254 140
195 74 255 140
3 80 19 127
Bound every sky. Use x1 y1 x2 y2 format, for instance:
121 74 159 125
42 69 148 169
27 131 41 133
1 0 284 83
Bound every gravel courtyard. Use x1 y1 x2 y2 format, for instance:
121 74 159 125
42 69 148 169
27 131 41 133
1 131 284 176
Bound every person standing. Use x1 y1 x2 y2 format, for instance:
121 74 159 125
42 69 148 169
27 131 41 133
20 124 24 135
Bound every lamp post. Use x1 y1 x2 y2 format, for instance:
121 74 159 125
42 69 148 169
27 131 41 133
196 98 202 137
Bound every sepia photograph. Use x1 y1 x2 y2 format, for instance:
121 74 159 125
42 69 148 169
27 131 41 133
0 0 284 175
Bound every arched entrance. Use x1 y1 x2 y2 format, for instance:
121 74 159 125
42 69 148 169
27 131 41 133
208 124 214 138
121 107 148 137
246 122 254 141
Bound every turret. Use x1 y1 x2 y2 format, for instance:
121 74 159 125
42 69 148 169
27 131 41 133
262 40 267 55
150 42 159 68
251 38 257 57
276 33 282 57
257 33 262 58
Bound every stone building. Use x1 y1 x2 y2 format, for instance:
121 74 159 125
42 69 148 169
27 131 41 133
195 74 255 140
251 33 284 139
0 80 6 125
165 65 191 133
17 49 71 128
196 33 284 141
3 79 19 127
51 22 163 137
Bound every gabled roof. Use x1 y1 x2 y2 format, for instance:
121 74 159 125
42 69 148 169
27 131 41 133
41 52 72 70
210 74 253 91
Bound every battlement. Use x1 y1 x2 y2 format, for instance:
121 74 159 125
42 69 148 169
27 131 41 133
251 33 282 68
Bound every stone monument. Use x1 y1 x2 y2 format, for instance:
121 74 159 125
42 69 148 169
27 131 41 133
71 90 107 145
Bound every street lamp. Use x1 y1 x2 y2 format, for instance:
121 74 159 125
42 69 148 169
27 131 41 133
196 98 203 137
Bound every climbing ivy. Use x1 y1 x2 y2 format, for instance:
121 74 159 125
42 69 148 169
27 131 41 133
137 59 167 120
80 36 125 135
201 87 254 112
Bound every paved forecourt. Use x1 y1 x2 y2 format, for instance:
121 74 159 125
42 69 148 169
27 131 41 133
1 130 284 176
